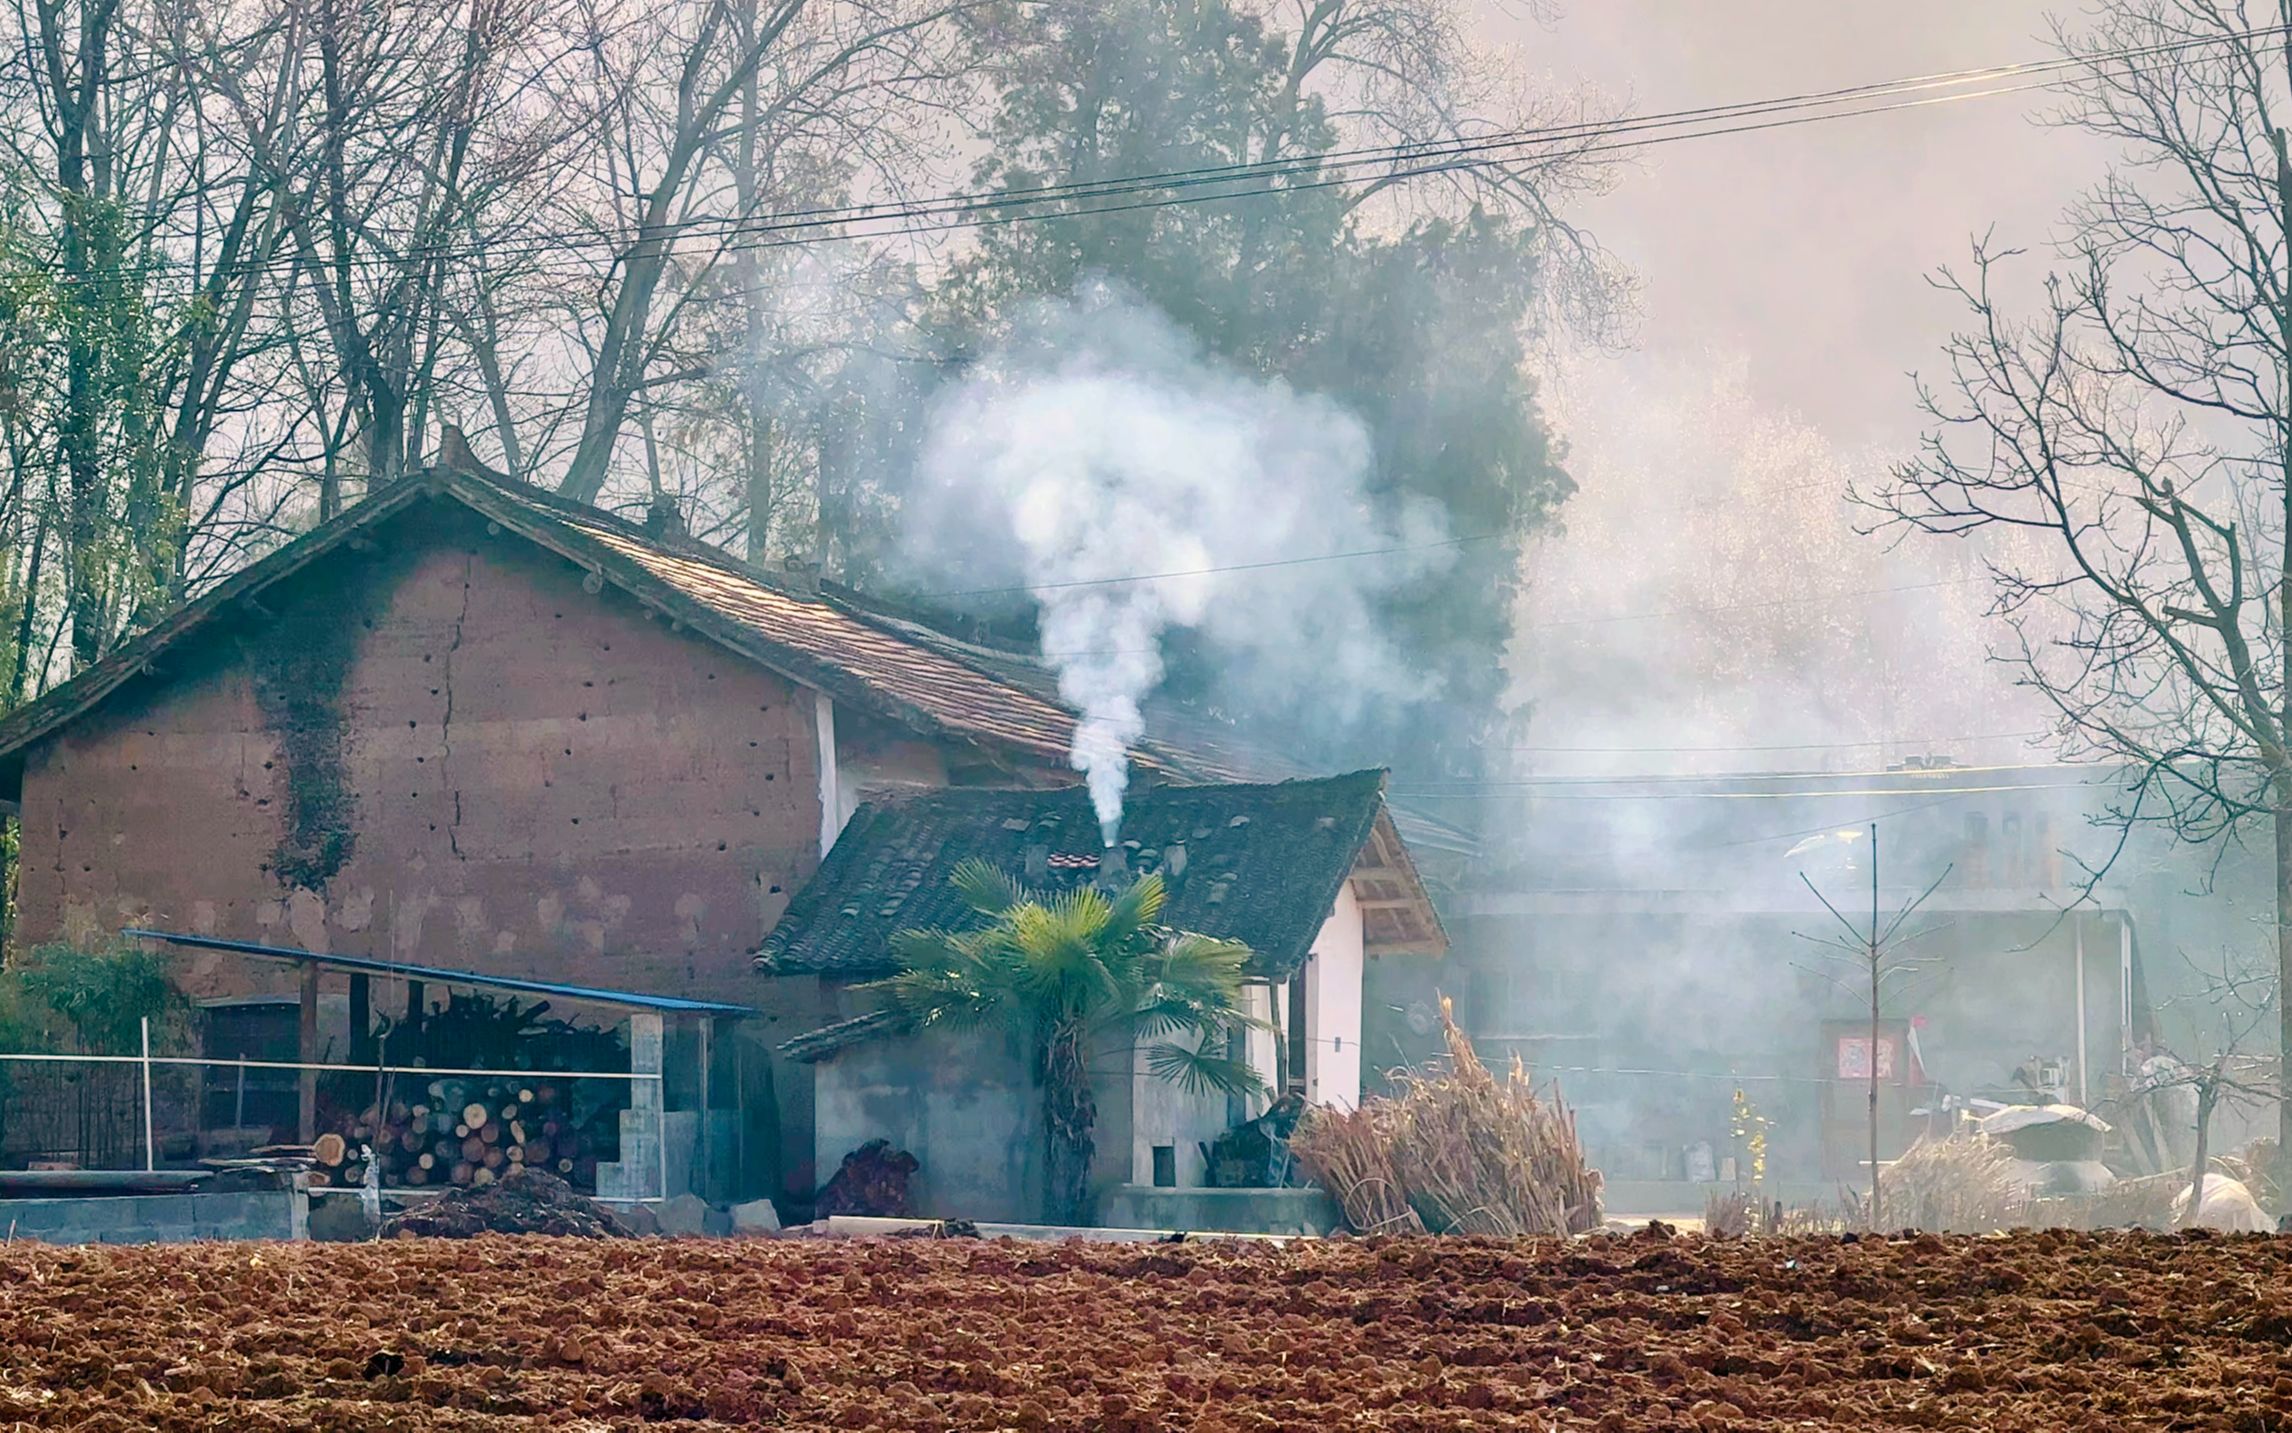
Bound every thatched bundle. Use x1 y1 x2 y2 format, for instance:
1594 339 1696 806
1885 1135 2030 1233
1286 1103 1423 1234
1292 999 1601 1236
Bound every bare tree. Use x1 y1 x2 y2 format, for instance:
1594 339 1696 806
1859 0 2292 1171
1795 825 1951 1230
549 0 964 508
2132 953 2279 1223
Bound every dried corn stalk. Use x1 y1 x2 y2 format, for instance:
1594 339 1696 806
1289 1104 1424 1234
1291 999 1601 1236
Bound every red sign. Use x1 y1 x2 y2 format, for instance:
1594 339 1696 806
1836 1035 1897 1081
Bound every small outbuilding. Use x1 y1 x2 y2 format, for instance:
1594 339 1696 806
759 771 1445 1223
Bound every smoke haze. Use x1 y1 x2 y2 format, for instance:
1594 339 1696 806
906 282 1451 840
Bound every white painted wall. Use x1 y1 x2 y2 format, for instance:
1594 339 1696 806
1304 884 1365 1110
813 692 843 857
1129 981 1283 1186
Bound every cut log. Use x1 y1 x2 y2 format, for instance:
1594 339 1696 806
417 1152 436 1171
472 1166 496 1187
312 1133 347 1168
461 1135 487 1163
482 1148 506 1170
556 1158 574 1174
479 1123 503 1147
462 1103 490 1130
454 1124 470 1139
450 1161 475 1186
404 1165 429 1186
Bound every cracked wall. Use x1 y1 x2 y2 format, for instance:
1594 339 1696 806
13 503 824 1006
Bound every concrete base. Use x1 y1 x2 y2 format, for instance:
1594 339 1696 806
0 1188 308 1244
1098 1186 1341 1237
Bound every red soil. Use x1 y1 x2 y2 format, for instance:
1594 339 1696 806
1 1227 2288 1429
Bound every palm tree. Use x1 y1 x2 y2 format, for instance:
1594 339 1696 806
868 859 1266 1226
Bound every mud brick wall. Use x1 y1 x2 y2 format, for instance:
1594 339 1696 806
13 502 822 1005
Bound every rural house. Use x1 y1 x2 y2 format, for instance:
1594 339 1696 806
0 454 1450 1213
760 773 1445 1223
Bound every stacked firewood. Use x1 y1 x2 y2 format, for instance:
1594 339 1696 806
310 1079 608 1191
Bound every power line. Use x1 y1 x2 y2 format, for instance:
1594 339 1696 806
1523 575 1985 630
1506 729 2051 754
30 25 2275 292
913 532 1504 602
1418 761 2071 789
592 26 2252 251
1392 779 2102 801
663 26 2262 250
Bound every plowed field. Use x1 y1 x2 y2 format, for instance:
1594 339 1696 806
3 1228 2290 1429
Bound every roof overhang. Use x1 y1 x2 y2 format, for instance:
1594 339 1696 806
1351 807 1447 956
126 928 754 1017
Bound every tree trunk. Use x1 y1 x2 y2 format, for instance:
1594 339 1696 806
2187 1077 2219 1229
2277 804 2292 1188
1043 1023 1095 1227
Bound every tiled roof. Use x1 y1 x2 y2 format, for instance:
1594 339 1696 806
0 462 1473 867
0 466 1174 784
753 770 1445 983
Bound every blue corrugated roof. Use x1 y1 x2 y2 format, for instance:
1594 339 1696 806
121 929 754 1016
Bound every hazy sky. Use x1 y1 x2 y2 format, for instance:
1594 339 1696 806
1480 3 2117 770
1484 2 2109 444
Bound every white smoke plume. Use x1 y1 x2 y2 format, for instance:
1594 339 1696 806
906 282 1449 843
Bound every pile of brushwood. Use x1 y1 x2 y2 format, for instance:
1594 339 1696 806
815 1139 920 1218
379 1169 632 1239
1291 999 1601 1235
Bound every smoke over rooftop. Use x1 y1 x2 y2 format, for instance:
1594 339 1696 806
902 280 1451 843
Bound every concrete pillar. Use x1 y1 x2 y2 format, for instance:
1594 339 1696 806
297 964 319 1143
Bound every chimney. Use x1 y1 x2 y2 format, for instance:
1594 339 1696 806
1097 844 1129 889
645 493 687 541
1023 843 1048 885
437 424 479 475
781 556 820 596
1162 842 1188 882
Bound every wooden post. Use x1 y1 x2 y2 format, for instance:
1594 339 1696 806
298 963 320 1144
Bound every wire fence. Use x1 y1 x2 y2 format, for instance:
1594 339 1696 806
0 1019 670 1200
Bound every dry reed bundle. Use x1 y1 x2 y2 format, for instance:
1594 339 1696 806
1293 999 1601 1236
1885 1135 2030 1233
1288 1103 1424 1234
2030 1168 2201 1231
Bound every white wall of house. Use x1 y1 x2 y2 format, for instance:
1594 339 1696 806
1128 981 1288 1187
1304 884 1365 1110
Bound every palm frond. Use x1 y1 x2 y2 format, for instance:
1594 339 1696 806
1145 1040 1270 1101
1146 937 1257 1023
1103 872 1166 946
949 858 1029 917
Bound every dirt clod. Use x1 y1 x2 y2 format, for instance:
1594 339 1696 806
0 1229 2285 1428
